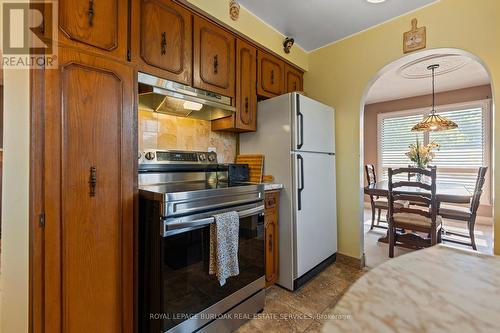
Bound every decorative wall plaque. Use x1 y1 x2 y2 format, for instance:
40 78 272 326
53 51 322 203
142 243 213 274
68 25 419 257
229 0 240 21
403 19 426 53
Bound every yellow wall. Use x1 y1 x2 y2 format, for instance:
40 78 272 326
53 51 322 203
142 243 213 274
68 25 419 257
0 68 30 332
305 0 500 258
184 0 309 70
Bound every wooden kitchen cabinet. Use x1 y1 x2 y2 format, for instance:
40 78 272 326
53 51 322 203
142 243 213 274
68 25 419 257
59 0 128 60
193 16 236 98
285 63 304 93
257 50 285 98
212 38 257 132
265 190 280 287
42 47 134 333
135 0 192 85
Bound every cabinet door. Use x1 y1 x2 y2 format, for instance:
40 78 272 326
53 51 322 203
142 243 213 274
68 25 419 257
285 63 303 93
139 0 192 85
193 16 235 97
43 47 134 333
265 214 278 286
59 0 127 59
257 50 284 98
211 38 256 132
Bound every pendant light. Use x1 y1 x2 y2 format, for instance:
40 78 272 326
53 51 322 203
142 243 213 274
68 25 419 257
411 64 458 132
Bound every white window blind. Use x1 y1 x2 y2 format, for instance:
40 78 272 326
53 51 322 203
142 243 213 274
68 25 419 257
377 101 490 203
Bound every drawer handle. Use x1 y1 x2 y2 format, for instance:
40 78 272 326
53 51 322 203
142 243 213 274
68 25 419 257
88 0 94 27
89 166 97 197
213 55 218 74
161 32 167 55
270 70 274 84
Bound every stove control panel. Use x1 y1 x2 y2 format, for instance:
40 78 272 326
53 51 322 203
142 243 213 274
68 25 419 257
139 149 218 164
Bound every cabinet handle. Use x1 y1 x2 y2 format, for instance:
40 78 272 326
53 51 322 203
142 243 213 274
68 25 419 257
270 70 274 84
161 32 167 55
213 55 218 74
89 166 97 197
88 0 94 27
244 97 249 112
293 82 297 91
268 234 273 251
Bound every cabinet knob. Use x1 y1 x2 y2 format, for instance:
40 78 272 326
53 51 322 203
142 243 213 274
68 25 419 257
89 166 97 197
213 55 218 74
88 0 94 26
161 32 167 55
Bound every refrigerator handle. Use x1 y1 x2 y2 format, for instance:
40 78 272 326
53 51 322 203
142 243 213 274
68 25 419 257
297 154 304 211
296 94 304 149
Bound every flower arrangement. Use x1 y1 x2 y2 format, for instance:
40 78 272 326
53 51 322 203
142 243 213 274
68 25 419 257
405 138 439 168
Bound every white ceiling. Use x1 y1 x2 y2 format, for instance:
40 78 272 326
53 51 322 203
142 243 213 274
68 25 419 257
238 0 439 51
366 54 490 104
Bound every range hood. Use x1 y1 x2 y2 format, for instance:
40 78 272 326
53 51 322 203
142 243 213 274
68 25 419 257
138 72 235 121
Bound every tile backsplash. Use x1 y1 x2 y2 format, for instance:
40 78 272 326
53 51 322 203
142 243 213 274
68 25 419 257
138 109 237 163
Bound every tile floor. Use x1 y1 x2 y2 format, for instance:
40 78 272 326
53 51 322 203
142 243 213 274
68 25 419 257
236 262 366 333
363 208 494 268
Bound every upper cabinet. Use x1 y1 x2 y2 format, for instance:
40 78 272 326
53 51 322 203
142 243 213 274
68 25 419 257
257 50 285 98
137 0 192 85
59 0 128 60
212 38 257 132
285 63 304 93
193 16 236 98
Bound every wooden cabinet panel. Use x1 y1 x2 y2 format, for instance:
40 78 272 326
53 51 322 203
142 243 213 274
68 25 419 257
59 0 127 59
44 47 134 333
212 38 256 132
193 16 235 97
139 0 192 85
285 63 303 93
257 50 284 98
264 190 280 287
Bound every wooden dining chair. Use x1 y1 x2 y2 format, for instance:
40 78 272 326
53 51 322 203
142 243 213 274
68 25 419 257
388 167 442 258
365 164 406 230
439 167 488 250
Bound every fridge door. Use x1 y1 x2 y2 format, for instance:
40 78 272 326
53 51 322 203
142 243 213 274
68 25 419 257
292 93 335 154
292 151 337 278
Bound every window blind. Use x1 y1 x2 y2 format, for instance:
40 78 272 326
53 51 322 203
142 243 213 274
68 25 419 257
377 103 489 201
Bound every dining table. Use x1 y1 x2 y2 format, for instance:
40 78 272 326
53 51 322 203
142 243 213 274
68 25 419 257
364 180 472 243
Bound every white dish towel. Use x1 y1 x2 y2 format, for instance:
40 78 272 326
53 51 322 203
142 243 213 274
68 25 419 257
209 211 240 286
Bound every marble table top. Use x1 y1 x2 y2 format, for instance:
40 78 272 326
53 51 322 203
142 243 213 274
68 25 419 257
324 245 500 333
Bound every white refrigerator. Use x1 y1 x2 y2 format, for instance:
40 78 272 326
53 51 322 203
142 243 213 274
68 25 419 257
240 93 337 291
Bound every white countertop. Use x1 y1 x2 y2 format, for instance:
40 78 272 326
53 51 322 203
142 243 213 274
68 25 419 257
324 245 500 333
263 183 284 191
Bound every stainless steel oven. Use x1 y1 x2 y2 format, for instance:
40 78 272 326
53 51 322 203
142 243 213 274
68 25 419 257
138 150 265 333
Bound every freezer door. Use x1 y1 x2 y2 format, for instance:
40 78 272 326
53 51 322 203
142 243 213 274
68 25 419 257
292 152 337 278
292 93 335 154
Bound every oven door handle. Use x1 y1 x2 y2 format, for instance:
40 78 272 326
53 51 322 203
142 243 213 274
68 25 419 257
163 205 265 237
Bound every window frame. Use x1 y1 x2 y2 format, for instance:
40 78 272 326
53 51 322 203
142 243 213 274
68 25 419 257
376 99 492 204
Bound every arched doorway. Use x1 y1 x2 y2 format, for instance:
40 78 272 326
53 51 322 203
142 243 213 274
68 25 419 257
359 48 495 267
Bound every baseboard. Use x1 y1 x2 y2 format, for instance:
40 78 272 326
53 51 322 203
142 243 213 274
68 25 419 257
336 253 364 269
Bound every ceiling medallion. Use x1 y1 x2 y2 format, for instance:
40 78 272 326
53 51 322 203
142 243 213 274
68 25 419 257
398 54 469 79
229 0 240 21
412 64 458 132
403 18 426 54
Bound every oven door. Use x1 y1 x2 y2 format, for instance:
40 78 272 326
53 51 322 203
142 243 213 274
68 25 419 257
140 202 265 333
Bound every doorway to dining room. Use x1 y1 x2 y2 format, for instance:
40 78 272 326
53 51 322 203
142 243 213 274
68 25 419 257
360 49 494 268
